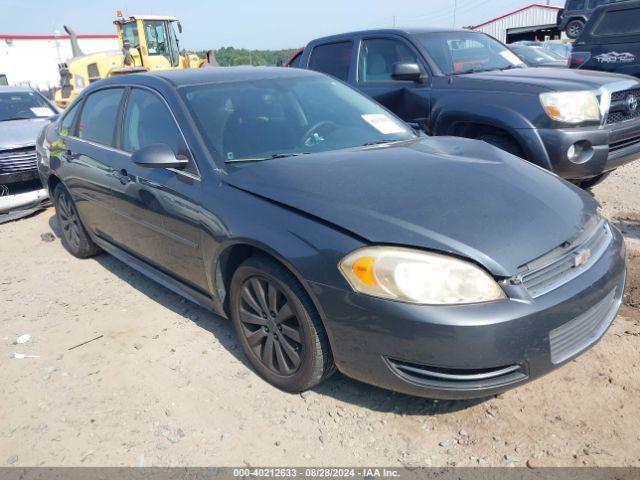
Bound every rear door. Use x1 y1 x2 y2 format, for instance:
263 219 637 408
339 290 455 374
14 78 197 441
61 87 127 240
307 40 354 83
356 35 431 131
107 87 207 291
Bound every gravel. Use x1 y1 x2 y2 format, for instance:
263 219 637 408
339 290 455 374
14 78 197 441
0 161 639 466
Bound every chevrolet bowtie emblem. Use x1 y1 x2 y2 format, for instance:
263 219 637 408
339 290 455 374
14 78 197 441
573 248 592 268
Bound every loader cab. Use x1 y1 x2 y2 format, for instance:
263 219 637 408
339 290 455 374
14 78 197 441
116 15 182 70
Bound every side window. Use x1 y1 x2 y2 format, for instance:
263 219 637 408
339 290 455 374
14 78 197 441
309 41 353 81
358 38 419 82
567 0 586 10
60 101 81 136
78 88 124 146
122 88 193 170
593 7 640 36
121 22 139 47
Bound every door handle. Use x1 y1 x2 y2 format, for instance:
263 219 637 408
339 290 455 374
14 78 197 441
114 169 131 185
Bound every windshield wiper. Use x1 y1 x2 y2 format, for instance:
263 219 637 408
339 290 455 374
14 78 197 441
226 152 310 163
452 67 497 75
0 116 33 122
361 139 408 147
268 152 310 159
499 64 525 71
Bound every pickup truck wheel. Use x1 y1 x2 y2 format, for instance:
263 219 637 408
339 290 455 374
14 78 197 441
477 134 524 159
576 172 611 190
566 19 584 39
229 255 335 393
53 184 101 258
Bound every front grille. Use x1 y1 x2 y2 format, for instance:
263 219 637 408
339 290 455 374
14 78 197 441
386 358 528 390
605 88 640 124
0 146 37 174
549 288 619 364
517 218 612 298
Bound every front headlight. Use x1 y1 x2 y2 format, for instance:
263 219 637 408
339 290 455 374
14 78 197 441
74 74 86 90
539 91 601 124
338 247 506 305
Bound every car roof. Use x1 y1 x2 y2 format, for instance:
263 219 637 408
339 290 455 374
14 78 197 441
0 86 37 93
95 66 323 89
309 27 473 44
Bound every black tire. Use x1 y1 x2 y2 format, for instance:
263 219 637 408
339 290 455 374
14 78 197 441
566 19 584 39
229 254 335 392
575 171 611 190
53 184 101 258
477 134 525 159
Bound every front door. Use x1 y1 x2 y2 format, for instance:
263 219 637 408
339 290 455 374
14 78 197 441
356 36 431 131
107 87 207 291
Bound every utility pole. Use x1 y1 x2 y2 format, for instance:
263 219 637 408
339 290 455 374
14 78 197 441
393 15 396 27
452 0 458 28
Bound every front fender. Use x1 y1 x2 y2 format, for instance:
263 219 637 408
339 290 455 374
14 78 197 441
199 183 365 319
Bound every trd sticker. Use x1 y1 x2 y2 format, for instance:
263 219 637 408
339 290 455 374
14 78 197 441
594 52 637 64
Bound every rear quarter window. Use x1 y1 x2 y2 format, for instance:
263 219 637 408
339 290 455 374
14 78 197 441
593 7 640 36
309 41 353 81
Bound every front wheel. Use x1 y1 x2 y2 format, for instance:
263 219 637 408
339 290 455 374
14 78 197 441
229 255 335 393
566 19 584 39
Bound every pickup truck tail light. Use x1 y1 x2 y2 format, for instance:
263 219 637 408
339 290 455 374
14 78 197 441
570 52 591 69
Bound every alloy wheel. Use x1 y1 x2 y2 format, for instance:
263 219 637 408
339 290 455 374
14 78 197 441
238 276 303 376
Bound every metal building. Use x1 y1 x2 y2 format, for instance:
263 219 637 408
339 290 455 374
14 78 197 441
469 3 563 44
0 33 118 91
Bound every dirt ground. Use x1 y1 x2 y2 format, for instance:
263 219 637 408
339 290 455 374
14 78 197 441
1 163 639 468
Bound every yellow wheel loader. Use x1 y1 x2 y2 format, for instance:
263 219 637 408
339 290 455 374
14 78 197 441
54 13 217 108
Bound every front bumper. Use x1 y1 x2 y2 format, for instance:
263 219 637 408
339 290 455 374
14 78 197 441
0 170 40 187
536 117 640 180
311 227 626 399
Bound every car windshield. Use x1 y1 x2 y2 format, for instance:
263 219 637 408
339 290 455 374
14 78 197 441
511 46 563 64
0 91 55 122
180 75 416 162
415 32 526 75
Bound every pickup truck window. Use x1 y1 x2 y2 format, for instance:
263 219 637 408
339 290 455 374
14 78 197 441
309 41 353 81
416 32 524 75
358 38 419 82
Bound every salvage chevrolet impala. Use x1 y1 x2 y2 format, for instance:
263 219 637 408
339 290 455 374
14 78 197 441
37 68 626 399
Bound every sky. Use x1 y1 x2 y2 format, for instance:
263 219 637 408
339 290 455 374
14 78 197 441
0 0 564 50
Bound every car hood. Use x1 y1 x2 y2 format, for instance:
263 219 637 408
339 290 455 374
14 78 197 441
224 138 598 277
453 66 640 93
0 118 52 149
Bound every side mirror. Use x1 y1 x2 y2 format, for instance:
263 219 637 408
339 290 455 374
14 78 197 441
391 62 425 82
177 21 183 34
131 144 188 169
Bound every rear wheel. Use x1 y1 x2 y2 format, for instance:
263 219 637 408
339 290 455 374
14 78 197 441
575 171 611 190
53 184 101 258
477 133 525 159
566 19 584 39
229 255 334 393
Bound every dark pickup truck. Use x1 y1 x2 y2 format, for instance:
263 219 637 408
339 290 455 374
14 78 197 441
290 27 640 188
